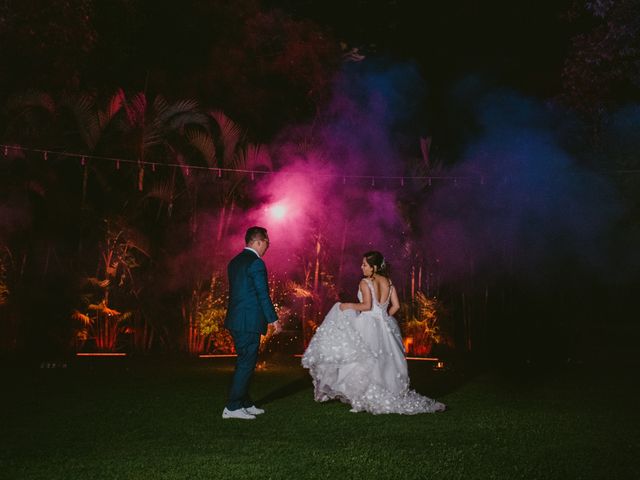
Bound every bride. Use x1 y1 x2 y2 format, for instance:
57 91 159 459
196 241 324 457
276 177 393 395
302 251 446 414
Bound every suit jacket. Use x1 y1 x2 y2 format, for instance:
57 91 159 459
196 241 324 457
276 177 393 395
225 249 277 335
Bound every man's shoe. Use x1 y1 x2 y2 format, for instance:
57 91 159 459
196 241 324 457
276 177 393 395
244 405 265 415
222 407 256 420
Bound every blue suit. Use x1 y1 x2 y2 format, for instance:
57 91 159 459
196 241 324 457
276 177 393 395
225 248 277 410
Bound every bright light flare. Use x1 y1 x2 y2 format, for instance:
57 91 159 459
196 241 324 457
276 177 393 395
266 202 288 221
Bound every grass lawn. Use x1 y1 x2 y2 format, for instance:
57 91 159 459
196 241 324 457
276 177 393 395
0 354 638 479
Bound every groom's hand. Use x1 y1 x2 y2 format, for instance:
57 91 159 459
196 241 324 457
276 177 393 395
272 320 282 333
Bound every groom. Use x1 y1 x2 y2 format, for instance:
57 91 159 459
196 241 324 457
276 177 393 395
222 226 278 420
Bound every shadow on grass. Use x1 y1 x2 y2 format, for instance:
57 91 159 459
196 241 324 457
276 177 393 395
255 364 474 408
256 376 311 406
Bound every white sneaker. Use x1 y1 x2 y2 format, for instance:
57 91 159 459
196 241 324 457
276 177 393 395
222 407 256 420
244 405 265 415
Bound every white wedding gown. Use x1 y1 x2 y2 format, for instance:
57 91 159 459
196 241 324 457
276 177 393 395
302 278 445 414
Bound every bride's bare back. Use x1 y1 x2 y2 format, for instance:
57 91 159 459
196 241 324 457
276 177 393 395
363 276 400 316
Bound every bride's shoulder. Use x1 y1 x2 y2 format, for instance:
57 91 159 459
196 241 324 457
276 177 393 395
372 276 392 286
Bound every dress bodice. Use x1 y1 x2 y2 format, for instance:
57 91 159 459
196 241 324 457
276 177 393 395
357 278 392 312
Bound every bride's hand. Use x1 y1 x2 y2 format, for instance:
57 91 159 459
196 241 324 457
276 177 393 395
339 303 349 311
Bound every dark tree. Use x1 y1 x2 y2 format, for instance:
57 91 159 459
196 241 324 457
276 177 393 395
562 0 640 118
0 0 97 99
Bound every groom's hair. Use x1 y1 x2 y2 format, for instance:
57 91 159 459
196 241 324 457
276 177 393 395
245 226 268 245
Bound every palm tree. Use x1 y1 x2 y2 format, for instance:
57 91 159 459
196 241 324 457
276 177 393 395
58 90 125 207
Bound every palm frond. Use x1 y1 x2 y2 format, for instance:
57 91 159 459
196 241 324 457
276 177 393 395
146 180 175 203
58 92 97 149
104 89 126 121
152 95 169 118
124 92 147 127
186 128 216 166
162 99 208 132
7 91 56 114
242 143 272 171
142 132 163 150
88 301 122 316
86 277 110 288
209 110 244 166
71 310 91 325
95 89 125 142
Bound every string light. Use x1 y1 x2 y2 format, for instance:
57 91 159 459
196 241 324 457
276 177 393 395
2 144 637 188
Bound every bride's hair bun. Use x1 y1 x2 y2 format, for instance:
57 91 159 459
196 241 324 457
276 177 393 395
363 250 390 277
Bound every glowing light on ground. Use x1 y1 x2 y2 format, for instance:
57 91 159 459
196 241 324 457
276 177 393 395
199 354 238 358
76 353 127 357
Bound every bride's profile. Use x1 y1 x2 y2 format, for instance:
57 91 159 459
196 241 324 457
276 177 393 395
302 251 446 414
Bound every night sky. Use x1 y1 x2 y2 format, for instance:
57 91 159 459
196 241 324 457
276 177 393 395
263 0 577 160
0 0 577 145
268 0 572 97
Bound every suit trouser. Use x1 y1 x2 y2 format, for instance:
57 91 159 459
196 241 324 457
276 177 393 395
226 330 261 411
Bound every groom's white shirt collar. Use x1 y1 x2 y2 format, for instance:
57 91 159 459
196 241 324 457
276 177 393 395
244 246 260 258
